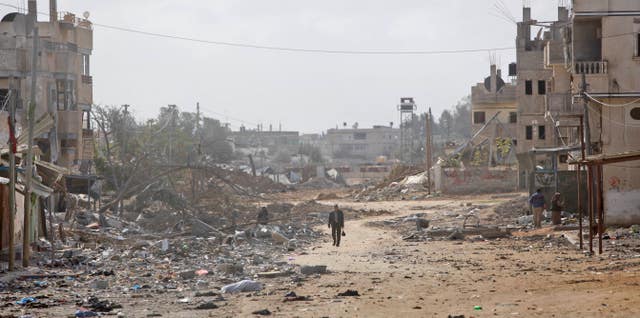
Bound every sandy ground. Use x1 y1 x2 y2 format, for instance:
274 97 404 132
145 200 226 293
230 198 640 318
3 195 640 318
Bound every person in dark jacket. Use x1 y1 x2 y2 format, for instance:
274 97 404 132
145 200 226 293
529 189 546 228
328 205 345 247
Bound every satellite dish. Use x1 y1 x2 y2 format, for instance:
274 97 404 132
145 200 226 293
83 11 90 19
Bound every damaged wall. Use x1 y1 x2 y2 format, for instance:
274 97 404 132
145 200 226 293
435 166 518 195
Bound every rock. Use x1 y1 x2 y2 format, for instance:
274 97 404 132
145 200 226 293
252 309 272 316
178 270 196 280
415 218 430 231
337 289 360 296
517 215 533 225
216 263 243 275
448 230 465 241
300 265 327 275
194 302 218 310
90 280 109 290
271 231 289 245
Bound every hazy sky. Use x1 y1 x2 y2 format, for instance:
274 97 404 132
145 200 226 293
4 0 562 133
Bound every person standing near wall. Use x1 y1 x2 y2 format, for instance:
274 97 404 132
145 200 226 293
328 205 345 247
529 189 546 228
550 192 563 225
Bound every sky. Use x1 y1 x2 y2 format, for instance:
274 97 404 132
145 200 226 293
3 0 563 133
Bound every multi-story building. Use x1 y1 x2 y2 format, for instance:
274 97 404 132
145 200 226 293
568 0 640 225
231 127 300 154
0 0 93 169
470 64 517 164
515 6 557 188
325 125 399 162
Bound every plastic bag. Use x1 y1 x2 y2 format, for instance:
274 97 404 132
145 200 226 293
221 280 263 294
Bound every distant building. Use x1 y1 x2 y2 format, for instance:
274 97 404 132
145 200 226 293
230 127 299 153
325 125 399 162
0 0 94 169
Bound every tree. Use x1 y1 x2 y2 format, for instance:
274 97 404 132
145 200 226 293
452 95 471 138
439 109 453 140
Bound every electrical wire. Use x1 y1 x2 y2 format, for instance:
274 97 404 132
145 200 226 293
585 92 640 108
0 2 516 55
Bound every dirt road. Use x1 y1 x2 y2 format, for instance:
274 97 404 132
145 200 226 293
230 198 640 318
7 196 640 317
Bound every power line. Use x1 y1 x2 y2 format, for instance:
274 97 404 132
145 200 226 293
93 23 515 55
0 2 515 56
585 92 640 107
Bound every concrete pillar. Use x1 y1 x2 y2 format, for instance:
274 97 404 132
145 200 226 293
490 64 497 93
28 0 37 21
523 7 531 22
558 7 569 22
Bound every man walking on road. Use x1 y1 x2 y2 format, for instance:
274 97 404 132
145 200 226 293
529 189 546 228
328 205 345 247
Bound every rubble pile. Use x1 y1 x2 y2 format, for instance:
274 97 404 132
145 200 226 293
296 177 342 190
0 193 339 316
349 165 435 201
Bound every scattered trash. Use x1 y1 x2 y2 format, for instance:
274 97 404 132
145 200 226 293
195 269 209 276
75 308 99 317
474 305 483 310
16 297 37 305
221 280 263 294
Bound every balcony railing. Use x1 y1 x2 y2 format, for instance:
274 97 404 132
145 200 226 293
574 61 607 75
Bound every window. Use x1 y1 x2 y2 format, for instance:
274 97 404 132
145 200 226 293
525 125 533 140
473 111 486 124
56 79 75 110
631 107 640 120
509 112 517 124
538 80 546 95
559 154 568 163
512 139 517 146
636 33 640 57
353 132 367 140
81 54 90 76
525 80 533 95
538 125 546 140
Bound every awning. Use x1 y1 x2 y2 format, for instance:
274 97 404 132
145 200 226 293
568 150 640 166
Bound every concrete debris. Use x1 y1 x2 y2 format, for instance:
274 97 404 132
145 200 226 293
300 265 327 275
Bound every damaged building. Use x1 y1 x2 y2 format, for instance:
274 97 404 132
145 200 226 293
0 0 94 170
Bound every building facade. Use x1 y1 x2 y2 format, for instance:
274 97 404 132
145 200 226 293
570 0 640 225
470 64 517 164
0 0 93 170
325 126 399 162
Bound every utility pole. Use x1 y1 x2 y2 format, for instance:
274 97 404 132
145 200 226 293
581 72 594 255
23 26 39 267
120 104 129 215
8 77 17 271
426 108 433 194
581 73 591 156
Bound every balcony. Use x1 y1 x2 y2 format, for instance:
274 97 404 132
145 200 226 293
574 61 607 75
546 93 581 115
